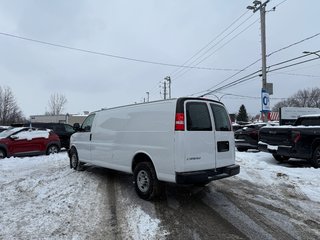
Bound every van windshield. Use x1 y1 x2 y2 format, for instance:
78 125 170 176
210 104 231 131
186 102 212 131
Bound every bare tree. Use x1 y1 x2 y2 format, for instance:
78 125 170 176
47 93 67 115
272 87 320 111
0 86 24 125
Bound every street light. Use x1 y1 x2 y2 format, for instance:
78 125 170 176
303 51 320 58
205 93 231 101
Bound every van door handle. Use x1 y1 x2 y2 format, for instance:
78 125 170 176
90 133 92 141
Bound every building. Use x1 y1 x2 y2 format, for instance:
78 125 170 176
30 113 88 125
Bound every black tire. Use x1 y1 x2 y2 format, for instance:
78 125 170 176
69 148 82 171
311 145 320 168
46 145 59 155
273 154 290 162
0 149 6 159
237 147 248 152
133 162 161 200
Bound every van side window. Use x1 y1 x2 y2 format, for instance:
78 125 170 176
210 104 231 131
186 102 212 131
81 114 95 132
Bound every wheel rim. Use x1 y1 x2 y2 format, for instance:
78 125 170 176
137 170 150 193
48 146 58 154
71 154 78 168
0 151 4 159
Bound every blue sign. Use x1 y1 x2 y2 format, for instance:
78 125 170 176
261 89 270 112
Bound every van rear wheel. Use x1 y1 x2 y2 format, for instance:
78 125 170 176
134 162 161 200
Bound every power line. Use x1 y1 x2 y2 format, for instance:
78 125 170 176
217 56 320 92
271 72 320 78
196 70 261 96
268 52 313 69
216 92 287 100
268 56 320 73
172 13 256 79
191 33 320 97
267 33 320 58
173 17 259 80
274 63 320 72
0 31 240 72
274 0 288 8
197 53 320 96
170 10 251 77
192 58 261 97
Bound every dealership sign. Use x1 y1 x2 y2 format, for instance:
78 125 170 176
261 89 270 112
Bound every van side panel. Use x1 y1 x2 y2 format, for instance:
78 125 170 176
91 100 176 182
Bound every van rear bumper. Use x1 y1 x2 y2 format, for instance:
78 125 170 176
175 164 240 184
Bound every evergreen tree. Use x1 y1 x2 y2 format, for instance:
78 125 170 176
236 104 249 122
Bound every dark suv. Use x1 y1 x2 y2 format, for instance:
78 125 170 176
24 123 75 149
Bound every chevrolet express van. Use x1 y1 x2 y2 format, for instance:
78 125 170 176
69 97 239 200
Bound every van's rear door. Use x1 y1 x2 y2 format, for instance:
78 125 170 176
175 99 234 172
209 103 235 168
182 100 216 171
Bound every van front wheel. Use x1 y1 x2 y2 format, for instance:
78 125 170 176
134 162 161 200
69 148 82 171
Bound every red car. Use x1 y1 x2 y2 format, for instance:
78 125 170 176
0 127 61 159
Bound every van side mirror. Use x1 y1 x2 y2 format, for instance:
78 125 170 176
73 123 81 131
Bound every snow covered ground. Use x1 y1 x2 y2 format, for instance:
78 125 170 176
237 151 320 202
0 150 319 239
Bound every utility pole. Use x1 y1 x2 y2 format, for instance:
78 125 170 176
146 92 150 102
163 81 167 100
164 76 171 99
247 0 270 122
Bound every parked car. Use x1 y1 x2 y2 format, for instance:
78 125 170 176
232 121 251 132
234 123 267 151
0 127 61 159
258 114 320 168
19 122 75 149
0 126 9 132
69 97 240 200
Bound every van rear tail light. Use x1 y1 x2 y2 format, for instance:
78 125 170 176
175 113 185 131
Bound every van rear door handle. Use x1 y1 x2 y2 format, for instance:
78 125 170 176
90 133 92 141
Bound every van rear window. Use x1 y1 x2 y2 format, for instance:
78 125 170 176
186 102 212 131
210 104 231 131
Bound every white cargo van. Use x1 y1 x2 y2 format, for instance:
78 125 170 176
69 97 239 200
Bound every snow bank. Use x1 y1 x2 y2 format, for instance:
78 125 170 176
236 151 320 202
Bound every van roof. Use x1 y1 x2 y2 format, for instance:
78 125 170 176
97 97 223 113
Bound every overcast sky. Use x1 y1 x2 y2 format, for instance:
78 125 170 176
0 0 319 118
